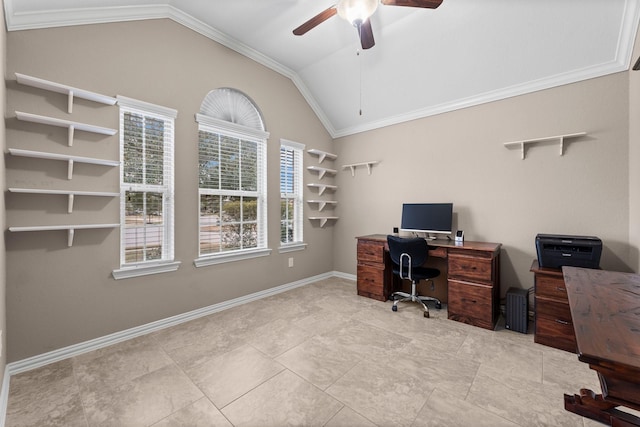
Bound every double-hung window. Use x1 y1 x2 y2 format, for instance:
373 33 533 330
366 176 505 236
113 96 179 279
280 139 306 252
195 115 270 266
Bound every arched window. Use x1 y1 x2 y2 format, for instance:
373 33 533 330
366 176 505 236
195 89 271 266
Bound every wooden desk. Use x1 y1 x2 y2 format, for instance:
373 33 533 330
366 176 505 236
562 266 640 426
356 234 501 330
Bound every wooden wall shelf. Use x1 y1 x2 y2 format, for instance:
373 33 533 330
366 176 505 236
16 73 116 114
503 132 587 159
308 217 338 227
9 188 119 213
307 200 337 211
9 148 119 180
9 223 119 247
342 161 379 176
307 149 337 164
15 111 117 146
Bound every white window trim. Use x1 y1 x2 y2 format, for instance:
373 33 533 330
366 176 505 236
194 248 272 268
114 96 179 279
112 261 182 280
280 139 305 249
195 114 270 265
278 242 308 253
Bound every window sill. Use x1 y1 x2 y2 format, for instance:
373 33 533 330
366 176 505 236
194 247 272 268
112 261 181 280
278 242 307 253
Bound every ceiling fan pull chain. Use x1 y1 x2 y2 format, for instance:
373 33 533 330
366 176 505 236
358 49 363 116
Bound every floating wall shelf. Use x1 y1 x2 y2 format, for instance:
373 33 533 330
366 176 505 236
342 161 379 176
503 132 587 159
9 148 119 180
16 73 117 114
307 183 337 196
307 149 337 164
9 223 119 247
307 200 337 211
15 111 117 147
9 188 119 213
307 166 337 180
308 217 338 227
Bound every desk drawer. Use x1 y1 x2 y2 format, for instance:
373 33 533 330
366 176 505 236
448 254 493 283
357 263 385 301
534 296 576 352
535 275 568 301
357 240 385 264
447 279 494 330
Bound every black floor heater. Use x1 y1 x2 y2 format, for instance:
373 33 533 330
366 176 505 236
505 287 529 334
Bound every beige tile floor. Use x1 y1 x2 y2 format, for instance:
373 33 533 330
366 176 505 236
5 277 609 426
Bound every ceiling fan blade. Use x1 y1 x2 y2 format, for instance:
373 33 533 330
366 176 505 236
359 20 375 50
381 0 443 8
293 6 337 35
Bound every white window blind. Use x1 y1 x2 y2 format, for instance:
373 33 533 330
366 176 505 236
198 126 267 256
280 139 305 245
117 96 176 268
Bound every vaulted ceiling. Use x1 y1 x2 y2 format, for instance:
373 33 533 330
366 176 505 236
4 0 640 137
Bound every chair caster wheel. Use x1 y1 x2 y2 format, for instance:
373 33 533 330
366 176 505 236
423 311 430 318
435 302 442 310
392 305 398 312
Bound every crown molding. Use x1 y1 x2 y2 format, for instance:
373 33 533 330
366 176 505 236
332 58 634 138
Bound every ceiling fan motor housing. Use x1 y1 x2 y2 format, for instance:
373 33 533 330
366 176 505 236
337 0 379 24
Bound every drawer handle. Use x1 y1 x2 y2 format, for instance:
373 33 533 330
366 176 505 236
556 287 566 292
463 298 478 304
555 319 569 325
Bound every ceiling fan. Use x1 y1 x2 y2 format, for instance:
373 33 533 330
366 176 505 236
293 0 443 50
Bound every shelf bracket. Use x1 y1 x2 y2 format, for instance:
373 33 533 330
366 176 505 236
68 125 75 147
67 228 75 247
68 90 74 114
67 159 74 180
67 194 75 213
318 201 327 211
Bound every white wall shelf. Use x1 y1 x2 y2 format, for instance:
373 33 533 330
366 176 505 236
16 73 117 114
307 166 337 180
342 161 379 176
307 183 337 196
307 200 337 211
9 148 119 180
9 223 119 247
503 132 587 159
15 111 117 147
9 188 119 213
308 217 338 227
307 149 337 164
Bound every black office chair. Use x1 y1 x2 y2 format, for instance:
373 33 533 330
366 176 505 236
387 235 442 318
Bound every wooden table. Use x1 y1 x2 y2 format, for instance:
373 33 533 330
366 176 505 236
563 266 640 426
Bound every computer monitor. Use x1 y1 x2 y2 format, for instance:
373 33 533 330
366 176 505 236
400 203 453 238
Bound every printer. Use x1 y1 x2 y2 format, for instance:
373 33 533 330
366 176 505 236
535 234 602 269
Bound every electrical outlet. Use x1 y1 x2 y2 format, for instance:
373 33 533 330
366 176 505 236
288 257 294 268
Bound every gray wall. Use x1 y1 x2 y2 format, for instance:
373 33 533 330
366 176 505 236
5 19 335 362
1 0 7 385
332 73 633 292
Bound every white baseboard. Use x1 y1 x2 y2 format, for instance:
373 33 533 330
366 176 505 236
0 271 354 426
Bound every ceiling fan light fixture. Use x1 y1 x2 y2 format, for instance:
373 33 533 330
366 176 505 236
337 0 379 25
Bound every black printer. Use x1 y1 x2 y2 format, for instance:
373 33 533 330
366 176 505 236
535 234 602 269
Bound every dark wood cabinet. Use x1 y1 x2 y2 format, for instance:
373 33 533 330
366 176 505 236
447 249 500 330
355 235 501 330
530 260 576 353
356 237 392 301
